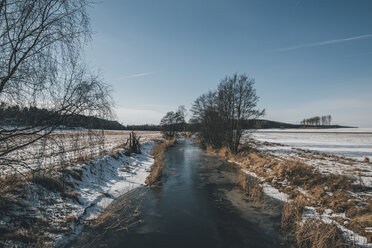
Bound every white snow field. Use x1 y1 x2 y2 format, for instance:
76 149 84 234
243 128 372 187
239 128 372 247
251 128 372 161
0 130 161 175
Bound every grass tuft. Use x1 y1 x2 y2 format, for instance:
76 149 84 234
32 174 64 193
145 138 176 186
295 219 347 248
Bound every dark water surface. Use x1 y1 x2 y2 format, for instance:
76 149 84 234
69 140 288 248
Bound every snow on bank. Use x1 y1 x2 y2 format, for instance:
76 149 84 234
1 139 156 247
54 141 155 246
241 167 371 247
302 207 372 247
237 131 372 247
241 169 290 202
1 130 161 175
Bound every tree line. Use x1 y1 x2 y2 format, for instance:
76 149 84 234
300 115 332 126
158 73 264 153
160 74 264 153
0 103 124 130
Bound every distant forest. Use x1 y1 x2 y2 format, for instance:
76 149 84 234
301 115 332 126
0 104 124 130
0 104 350 131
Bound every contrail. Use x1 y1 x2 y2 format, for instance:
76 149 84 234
277 34 372 51
118 72 151 80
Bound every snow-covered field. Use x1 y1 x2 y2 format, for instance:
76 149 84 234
0 130 162 247
243 128 372 187
1 130 161 175
238 128 372 247
251 128 372 161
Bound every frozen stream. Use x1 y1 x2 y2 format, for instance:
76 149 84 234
68 140 289 248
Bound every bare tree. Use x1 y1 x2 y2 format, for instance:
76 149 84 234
192 73 264 153
0 2 115 246
217 74 265 153
0 58 112 173
0 0 114 172
327 115 332 126
191 91 225 148
0 0 91 96
160 105 187 138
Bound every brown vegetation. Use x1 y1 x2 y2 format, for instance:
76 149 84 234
295 219 347 248
236 171 264 207
280 195 347 247
346 199 372 243
209 141 371 246
145 138 176 186
83 190 146 248
281 196 307 236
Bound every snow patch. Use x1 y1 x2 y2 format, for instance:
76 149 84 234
241 169 290 202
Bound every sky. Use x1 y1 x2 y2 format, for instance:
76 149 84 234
84 0 372 127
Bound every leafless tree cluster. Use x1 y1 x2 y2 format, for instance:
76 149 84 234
301 115 332 126
0 0 113 175
160 105 186 137
0 1 114 245
191 73 264 153
0 0 112 186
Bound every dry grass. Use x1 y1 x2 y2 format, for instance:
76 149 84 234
60 167 83 181
32 174 65 193
65 214 78 224
62 190 81 203
82 191 146 248
0 132 161 247
4 217 54 248
346 200 372 242
295 219 347 248
281 196 308 236
10 228 38 245
236 171 264 207
208 141 372 245
0 174 27 212
145 138 176 186
281 196 348 247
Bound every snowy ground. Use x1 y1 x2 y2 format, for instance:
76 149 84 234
0 131 161 247
250 128 372 161
244 128 372 187
238 128 372 247
1 130 161 175
54 141 156 247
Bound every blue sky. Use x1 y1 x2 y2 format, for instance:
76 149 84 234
84 0 372 127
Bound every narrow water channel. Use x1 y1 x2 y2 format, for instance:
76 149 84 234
69 140 288 248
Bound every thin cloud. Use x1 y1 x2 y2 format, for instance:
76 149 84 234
118 72 151 80
277 34 372 51
295 0 303 8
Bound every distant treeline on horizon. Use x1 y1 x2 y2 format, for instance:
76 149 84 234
0 104 350 131
300 115 332 126
0 103 124 130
